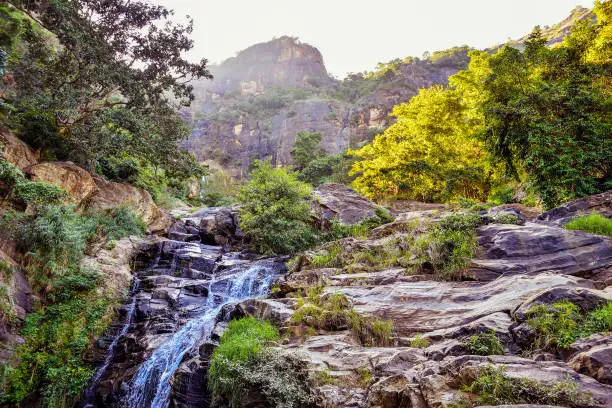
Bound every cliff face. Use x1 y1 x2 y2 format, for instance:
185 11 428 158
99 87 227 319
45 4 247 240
181 37 466 175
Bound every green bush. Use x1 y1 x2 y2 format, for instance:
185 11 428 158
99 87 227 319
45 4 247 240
526 301 612 351
465 364 596 407
565 213 612 237
208 317 314 408
409 334 429 348
493 213 522 225
464 331 504 355
0 158 66 207
238 161 317 254
0 205 144 407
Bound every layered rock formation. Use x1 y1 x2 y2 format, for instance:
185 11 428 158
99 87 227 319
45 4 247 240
223 191 612 408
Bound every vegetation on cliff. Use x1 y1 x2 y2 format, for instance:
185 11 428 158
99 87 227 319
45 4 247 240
0 0 210 203
350 1 611 209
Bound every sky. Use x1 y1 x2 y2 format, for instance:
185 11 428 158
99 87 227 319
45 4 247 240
154 0 587 78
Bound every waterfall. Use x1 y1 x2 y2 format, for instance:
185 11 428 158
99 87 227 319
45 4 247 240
122 264 277 408
81 278 140 408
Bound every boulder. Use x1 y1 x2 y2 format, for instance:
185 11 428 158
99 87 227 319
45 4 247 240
312 183 391 226
471 222 612 279
26 161 98 203
537 190 612 226
0 129 39 170
85 176 172 234
568 334 612 385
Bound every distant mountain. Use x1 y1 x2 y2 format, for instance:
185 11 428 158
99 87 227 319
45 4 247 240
181 7 593 176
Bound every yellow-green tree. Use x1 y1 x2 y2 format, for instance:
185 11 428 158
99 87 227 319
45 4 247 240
349 86 495 202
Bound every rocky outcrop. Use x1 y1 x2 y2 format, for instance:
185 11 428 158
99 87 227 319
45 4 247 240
86 176 172 234
0 129 39 170
537 190 612 226
169 207 244 249
27 161 98 203
312 183 391 226
232 193 612 408
470 222 612 281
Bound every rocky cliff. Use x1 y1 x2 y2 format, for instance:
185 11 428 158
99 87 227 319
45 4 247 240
181 37 467 176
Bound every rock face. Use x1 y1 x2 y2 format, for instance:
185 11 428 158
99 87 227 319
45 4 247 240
241 193 612 408
0 129 39 170
312 183 390 226
181 37 467 175
27 161 98 203
537 190 612 226
86 176 172 234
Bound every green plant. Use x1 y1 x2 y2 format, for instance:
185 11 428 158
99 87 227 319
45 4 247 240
356 366 373 388
464 331 504 355
238 161 317 255
208 317 314 408
310 369 338 386
310 243 343 268
465 365 596 407
565 213 612 237
409 334 429 348
0 204 144 406
525 301 612 351
493 213 521 225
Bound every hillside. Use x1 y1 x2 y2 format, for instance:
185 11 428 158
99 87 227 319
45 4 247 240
181 6 594 176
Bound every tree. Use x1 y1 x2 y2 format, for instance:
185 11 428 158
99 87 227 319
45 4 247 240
291 131 325 171
349 86 495 202
1 1 211 174
475 23 611 208
238 161 316 254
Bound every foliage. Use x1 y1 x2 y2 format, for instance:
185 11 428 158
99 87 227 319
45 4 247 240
238 161 317 254
349 86 496 202
291 291 394 347
298 152 356 186
413 213 483 277
465 364 596 407
493 213 522 225
1 1 207 191
464 331 505 355
291 131 326 171
0 158 66 207
564 213 612 237
409 334 429 348
0 205 144 407
526 301 612 351
322 207 394 241
200 167 238 207
208 317 314 408
468 21 611 209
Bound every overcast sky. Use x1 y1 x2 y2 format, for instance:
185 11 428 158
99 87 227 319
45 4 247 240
153 0 586 78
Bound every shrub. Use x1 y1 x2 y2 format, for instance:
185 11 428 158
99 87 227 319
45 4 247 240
493 213 521 225
310 243 343 269
0 205 144 407
208 317 314 408
0 158 66 207
465 365 596 407
291 292 393 347
409 334 429 348
464 331 504 355
238 161 317 254
525 301 612 351
565 213 612 237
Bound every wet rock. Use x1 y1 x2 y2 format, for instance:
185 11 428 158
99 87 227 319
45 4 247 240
312 183 392 226
537 190 612 226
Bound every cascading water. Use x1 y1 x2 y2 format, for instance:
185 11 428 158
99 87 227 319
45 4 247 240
81 278 140 408
124 264 276 408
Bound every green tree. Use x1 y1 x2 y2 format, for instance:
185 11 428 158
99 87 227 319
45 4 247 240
238 161 316 254
349 86 496 202
291 131 326 171
475 24 611 208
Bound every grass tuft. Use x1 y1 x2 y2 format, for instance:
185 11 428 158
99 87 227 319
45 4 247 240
565 213 612 237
